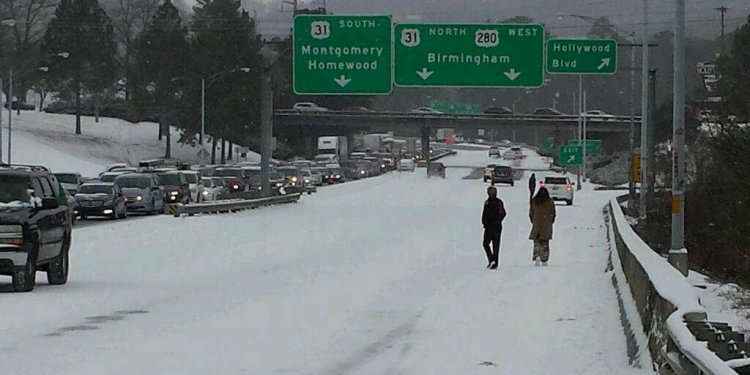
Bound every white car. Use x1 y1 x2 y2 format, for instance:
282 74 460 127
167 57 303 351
293 102 328 112
488 146 500 157
181 171 205 202
314 154 337 165
541 175 574 205
399 159 415 171
581 110 615 120
199 177 226 201
300 169 320 186
411 107 443 114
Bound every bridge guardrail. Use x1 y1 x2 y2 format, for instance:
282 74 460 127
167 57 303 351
607 196 746 375
169 194 301 217
274 109 642 123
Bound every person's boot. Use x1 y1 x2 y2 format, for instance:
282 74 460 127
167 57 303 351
489 261 497 269
534 257 541 267
542 261 549 267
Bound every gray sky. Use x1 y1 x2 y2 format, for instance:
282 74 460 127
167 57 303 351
184 0 750 40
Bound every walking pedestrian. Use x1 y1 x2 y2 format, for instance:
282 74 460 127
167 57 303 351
529 186 556 267
482 186 506 269
528 173 537 200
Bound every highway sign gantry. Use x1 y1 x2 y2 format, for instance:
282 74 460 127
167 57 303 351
293 15 392 95
546 39 618 74
394 23 545 87
559 145 584 166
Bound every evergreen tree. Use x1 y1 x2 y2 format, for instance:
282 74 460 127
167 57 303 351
132 0 189 159
717 14 750 122
42 0 116 134
188 0 262 163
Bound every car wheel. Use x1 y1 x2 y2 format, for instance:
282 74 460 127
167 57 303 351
47 237 70 285
511 182 515 187
566 199 573 206
12 254 37 292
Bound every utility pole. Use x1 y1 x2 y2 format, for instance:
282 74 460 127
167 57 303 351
670 0 688 276
640 0 650 221
717 6 728 54
260 67 272 197
647 69 656 209
582 90 587 182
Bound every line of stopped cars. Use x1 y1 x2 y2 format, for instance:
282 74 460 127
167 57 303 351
484 143 575 205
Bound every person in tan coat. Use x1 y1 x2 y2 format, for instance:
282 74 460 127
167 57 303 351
529 186 556 266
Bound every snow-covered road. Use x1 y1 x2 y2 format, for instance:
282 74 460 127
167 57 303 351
0 150 652 374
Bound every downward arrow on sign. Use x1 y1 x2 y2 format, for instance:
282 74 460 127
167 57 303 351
597 58 611 70
504 68 521 81
416 68 434 80
334 75 351 88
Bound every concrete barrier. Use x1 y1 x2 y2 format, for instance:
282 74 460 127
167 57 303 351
607 196 742 375
171 194 301 217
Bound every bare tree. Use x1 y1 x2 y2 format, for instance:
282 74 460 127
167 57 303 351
0 0 58 111
102 0 160 103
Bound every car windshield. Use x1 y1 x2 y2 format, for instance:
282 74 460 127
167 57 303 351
100 174 121 182
55 174 79 184
212 178 226 186
314 155 333 161
116 177 151 189
214 169 240 177
79 185 113 195
243 169 261 177
0 176 31 203
545 177 568 185
279 168 299 177
157 174 182 186
183 173 198 184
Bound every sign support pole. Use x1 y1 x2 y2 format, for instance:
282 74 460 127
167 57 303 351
577 75 583 190
670 0 688 276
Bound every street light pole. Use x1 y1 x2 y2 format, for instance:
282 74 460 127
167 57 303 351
200 78 206 163
639 0 650 221
8 66 12 164
628 32 636 211
670 0 688 276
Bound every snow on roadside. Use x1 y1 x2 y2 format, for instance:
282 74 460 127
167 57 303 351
5 110 258 172
690 272 750 337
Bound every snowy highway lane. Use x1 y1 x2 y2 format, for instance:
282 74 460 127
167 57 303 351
0 151 652 374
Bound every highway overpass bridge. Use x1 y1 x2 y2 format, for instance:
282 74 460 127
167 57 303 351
273 110 641 157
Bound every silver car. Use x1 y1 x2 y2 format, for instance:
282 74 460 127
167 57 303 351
114 173 164 214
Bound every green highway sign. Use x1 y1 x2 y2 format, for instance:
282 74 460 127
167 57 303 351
546 39 618 74
568 139 603 155
429 101 482 114
293 15 392 95
394 23 544 87
559 145 583 166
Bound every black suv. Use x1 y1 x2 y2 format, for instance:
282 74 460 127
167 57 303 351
0 165 72 292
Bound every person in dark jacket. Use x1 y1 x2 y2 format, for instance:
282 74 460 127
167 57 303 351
529 186 556 266
482 186 507 269
528 173 537 200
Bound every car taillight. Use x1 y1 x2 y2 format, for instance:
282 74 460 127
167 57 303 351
566 184 572 191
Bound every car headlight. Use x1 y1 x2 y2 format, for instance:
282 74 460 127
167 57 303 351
202 190 209 196
292 177 298 182
335 174 341 178
136 195 143 201
304 179 310 183
360 170 366 175
232 184 240 190
169 191 179 196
